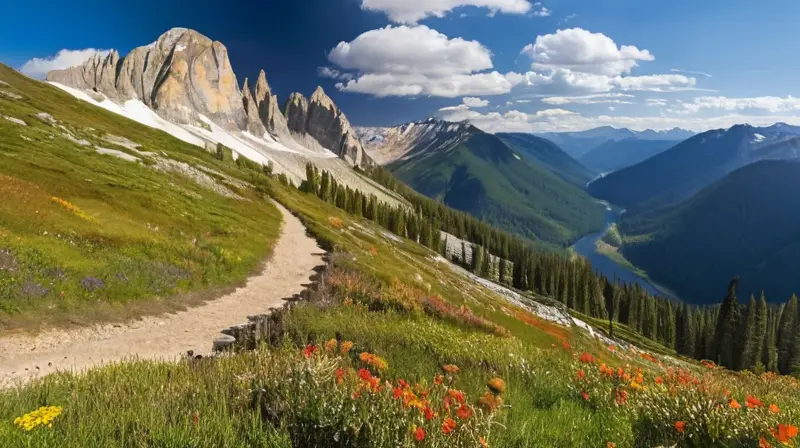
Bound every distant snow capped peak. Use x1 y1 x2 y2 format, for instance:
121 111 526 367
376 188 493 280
355 117 475 165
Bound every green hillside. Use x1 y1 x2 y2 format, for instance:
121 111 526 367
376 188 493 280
388 129 605 246
496 132 595 187
0 64 282 329
621 159 800 303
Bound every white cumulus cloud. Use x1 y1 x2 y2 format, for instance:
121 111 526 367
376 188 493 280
360 0 533 24
678 96 800 114
20 48 109 79
463 97 489 107
541 93 635 105
329 25 524 97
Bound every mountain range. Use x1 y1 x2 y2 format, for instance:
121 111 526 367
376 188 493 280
44 28 381 192
356 120 606 246
620 159 800 303
589 123 800 213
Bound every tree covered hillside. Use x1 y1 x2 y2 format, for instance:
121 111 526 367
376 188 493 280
621 159 800 304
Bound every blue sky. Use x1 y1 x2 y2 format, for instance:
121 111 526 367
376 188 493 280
3 0 800 132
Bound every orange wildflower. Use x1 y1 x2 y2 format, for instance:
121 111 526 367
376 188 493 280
393 386 404 399
340 341 354 353
674 421 686 433
769 404 781 414
760 436 771 448
607 443 617 448
443 364 460 374
777 424 799 442
487 378 506 394
414 426 425 442
423 405 435 420
442 418 457 435
434 374 443 385
580 352 595 363
615 389 628 405
478 392 503 412
576 370 585 380
359 352 389 371
729 399 742 409
335 368 345 385
302 344 317 358
655 376 664 385
608 345 616 352
480 437 489 448
456 405 473 420
324 339 337 352
448 389 466 404
746 395 764 409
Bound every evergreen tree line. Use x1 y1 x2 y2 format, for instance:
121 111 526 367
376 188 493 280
306 164 800 376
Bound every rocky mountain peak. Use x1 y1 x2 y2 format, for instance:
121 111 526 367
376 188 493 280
241 77 267 136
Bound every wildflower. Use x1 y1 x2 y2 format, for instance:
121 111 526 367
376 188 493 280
359 352 389 371
579 352 595 363
423 405 435 420
487 377 506 395
576 370 585 380
434 374 443 385
769 404 781 414
746 395 764 409
478 391 503 412
608 345 616 352
447 389 466 404
655 376 664 385
729 398 742 409
340 341 354 353
302 344 317 359
368 376 381 392
561 339 571 350
615 389 628 405
324 338 337 352
582 391 589 401
393 386 404 399
358 368 372 381
456 404 473 420
480 437 489 448
191 411 200 426
352 391 361 400
414 426 425 442
442 418 457 435
335 368 345 385
13 406 63 431
607 443 617 448
776 424 799 443
760 436 771 448
674 421 686 433
443 364 460 374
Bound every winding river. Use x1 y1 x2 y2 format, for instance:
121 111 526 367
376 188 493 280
571 206 677 299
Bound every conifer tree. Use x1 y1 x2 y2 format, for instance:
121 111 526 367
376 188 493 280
777 296 797 374
679 306 696 356
714 277 742 369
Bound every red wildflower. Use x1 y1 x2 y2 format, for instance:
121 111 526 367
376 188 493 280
581 391 589 401
576 370 585 380
358 368 372 381
368 376 381 392
414 426 425 442
456 405 473 420
448 389 466 404
442 418 457 435
760 436 771 448
561 339 571 350
729 398 741 409
769 404 781 414
303 344 317 358
674 421 686 433
335 368 345 385
423 405 435 420
580 352 595 363
393 386 404 399
434 374 443 385
746 395 764 409
655 376 664 385
615 389 628 405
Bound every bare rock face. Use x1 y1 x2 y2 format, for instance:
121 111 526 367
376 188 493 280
241 78 267 136
285 87 374 168
253 70 291 141
47 28 247 131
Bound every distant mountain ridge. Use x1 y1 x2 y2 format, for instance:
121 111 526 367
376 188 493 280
356 119 606 246
495 132 595 187
536 126 695 159
589 123 800 212
620 159 800 303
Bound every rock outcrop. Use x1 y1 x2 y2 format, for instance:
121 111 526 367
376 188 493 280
285 87 374 168
46 27 373 167
253 70 291 141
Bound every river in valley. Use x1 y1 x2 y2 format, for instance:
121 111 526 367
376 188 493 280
571 206 678 299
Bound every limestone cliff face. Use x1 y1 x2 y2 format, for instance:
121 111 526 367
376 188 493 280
285 87 374 168
46 27 372 167
253 70 291 141
47 28 246 131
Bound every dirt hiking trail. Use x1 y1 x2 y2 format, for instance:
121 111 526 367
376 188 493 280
0 202 324 388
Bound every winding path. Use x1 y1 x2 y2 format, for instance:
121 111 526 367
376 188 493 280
0 202 324 388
